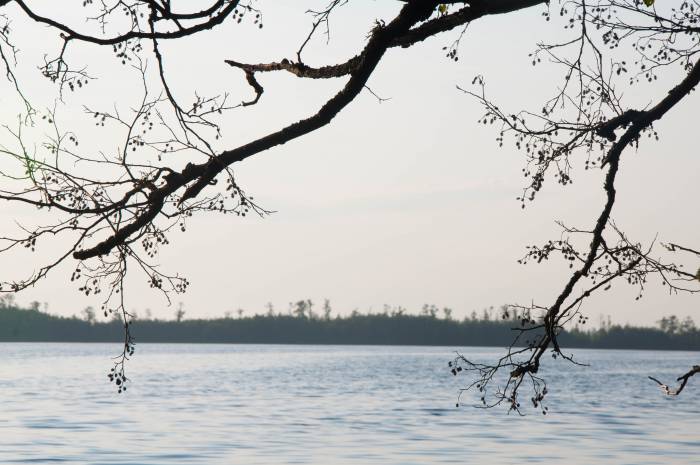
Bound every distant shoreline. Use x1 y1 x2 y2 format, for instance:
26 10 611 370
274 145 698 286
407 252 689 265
1 305 698 351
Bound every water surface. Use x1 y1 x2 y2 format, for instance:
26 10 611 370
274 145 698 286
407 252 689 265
0 344 698 464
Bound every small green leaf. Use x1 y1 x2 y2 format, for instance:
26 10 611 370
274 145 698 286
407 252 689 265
438 4 447 14
643 0 654 7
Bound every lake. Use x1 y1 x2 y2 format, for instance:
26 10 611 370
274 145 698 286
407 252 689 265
0 344 698 464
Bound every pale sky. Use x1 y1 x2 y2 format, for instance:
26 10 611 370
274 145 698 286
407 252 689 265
0 1 697 326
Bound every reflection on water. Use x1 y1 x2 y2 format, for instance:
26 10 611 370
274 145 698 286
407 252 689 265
0 343 698 464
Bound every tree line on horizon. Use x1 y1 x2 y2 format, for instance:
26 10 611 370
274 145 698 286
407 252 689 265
0 297 697 351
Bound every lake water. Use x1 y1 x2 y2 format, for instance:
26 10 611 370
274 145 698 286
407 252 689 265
0 344 698 464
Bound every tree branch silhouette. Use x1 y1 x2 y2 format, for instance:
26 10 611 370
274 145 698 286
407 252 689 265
0 0 695 399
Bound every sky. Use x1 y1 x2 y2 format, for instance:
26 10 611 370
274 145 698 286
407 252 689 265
0 1 697 326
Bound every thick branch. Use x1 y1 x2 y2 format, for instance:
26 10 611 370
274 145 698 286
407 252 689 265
74 1 445 259
227 0 547 80
523 57 700 374
393 0 546 48
226 55 364 79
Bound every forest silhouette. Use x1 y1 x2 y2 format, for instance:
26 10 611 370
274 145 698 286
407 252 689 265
0 300 697 351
